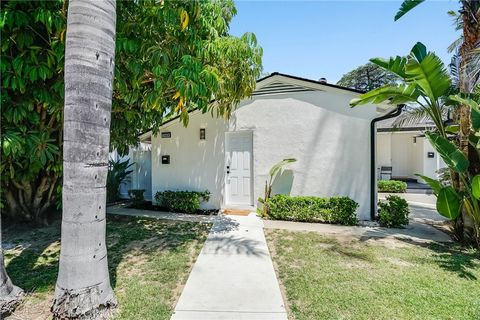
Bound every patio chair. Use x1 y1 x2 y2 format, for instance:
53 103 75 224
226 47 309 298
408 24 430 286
380 166 392 180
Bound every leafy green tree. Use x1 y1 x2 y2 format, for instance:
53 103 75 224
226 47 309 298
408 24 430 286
337 63 399 91
111 0 262 154
1 0 263 221
1 1 65 223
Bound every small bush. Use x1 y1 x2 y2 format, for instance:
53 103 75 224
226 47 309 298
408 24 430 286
378 195 409 228
266 195 359 226
378 180 407 193
154 190 210 214
128 189 145 207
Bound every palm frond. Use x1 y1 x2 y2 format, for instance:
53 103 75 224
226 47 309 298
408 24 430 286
394 0 426 21
392 106 433 128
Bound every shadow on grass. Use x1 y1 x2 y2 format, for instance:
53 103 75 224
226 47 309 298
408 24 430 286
393 238 480 280
4 221 61 294
105 214 210 288
4 214 211 294
426 242 479 280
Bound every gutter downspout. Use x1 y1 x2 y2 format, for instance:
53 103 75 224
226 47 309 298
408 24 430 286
370 104 404 220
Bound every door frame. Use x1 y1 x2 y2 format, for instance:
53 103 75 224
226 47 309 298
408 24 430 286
224 130 254 207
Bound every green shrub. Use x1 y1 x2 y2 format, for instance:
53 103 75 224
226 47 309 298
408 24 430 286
378 195 410 228
128 189 145 207
154 190 210 214
378 180 407 193
266 195 359 226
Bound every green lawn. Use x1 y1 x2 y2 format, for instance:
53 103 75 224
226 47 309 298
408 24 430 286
266 229 480 320
4 215 210 320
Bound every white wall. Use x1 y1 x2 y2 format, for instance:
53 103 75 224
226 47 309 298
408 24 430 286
151 112 228 209
230 90 377 220
139 87 381 219
376 132 446 183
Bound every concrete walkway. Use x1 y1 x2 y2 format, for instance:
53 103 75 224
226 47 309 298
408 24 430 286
171 213 288 320
107 203 216 223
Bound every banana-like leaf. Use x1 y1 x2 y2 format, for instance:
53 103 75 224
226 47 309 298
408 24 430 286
445 124 459 134
350 84 419 107
449 95 480 130
425 131 469 173
436 186 461 220
405 53 451 101
269 158 296 180
469 133 480 152
394 0 426 21
415 174 442 195
370 56 408 78
472 175 480 200
410 42 427 62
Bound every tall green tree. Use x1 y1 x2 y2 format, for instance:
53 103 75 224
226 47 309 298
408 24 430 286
111 0 262 154
337 63 399 91
1 1 65 223
51 0 117 317
1 0 263 221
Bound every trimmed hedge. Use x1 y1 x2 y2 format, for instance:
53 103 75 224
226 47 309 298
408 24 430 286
378 180 407 193
154 190 210 214
378 195 409 228
266 194 359 226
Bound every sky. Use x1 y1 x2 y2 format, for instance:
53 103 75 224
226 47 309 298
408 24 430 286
229 0 461 83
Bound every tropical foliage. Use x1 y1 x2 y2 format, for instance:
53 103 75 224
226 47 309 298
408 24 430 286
106 159 134 203
257 158 296 217
1 0 263 222
350 42 454 137
337 63 399 91
1 1 65 223
112 0 263 154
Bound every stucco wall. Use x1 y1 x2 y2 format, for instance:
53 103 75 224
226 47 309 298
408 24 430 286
151 112 228 209
230 90 377 220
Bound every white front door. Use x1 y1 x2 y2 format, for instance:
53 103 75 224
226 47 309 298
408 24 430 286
225 131 253 206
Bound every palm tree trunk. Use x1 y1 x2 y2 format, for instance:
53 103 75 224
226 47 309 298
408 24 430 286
0 215 23 315
51 0 117 318
457 1 480 242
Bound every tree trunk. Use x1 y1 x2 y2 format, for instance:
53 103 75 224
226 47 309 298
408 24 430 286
52 0 117 318
457 1 480 243
0 215 23 315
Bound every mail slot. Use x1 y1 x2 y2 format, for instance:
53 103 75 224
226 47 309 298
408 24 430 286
427 152 435 158
162 155 170 164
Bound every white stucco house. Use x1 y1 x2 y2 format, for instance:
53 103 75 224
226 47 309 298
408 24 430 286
376 117 446 184
116 73 400 220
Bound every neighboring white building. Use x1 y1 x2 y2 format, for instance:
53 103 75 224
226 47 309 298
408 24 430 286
121 73 397 220
376 117 446 183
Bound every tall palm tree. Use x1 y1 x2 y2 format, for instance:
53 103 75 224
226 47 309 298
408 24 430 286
51 0 117 318
0 217 23 315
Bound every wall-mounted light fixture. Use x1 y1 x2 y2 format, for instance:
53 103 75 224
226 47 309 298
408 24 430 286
413 137 417 144
200 128 206 140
